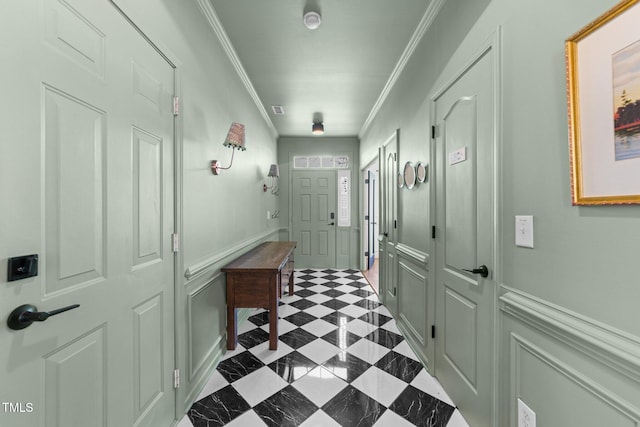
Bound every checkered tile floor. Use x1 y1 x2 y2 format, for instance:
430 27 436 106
179 269 469 427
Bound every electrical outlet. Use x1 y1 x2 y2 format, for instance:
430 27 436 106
518 398 536 427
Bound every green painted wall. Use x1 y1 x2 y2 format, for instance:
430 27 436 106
278 136 360 269
361 0 640 425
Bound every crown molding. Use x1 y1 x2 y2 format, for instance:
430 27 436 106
358 0 446 139
195 0 279 138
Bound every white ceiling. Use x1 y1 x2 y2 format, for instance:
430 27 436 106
206 0 435 137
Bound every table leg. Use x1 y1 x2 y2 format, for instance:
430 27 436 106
269 275 278 350
227 305 237 350
289 269 294 296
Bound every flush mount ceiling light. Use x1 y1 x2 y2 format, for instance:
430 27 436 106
303 10 321 30
312 122 324 135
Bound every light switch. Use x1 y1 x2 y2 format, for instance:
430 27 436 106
515 215 534 248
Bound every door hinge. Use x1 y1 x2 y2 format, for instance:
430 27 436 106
431 225 436 239
365 215 369 221
173 369 180 389
431 125 436 139
173 96 180 116
365 178 369 184
431 325 436 339
172 233 179 253
394 220 397 229
365 251 369 257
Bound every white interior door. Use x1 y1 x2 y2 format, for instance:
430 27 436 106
433 43 496 427
291 170 337 268
380 132 399 316
0 1 176 426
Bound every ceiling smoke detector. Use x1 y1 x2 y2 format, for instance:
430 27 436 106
303 11 321 30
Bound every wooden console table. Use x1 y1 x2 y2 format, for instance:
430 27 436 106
222 241 296 350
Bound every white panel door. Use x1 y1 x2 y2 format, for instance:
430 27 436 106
433 44 496 427
380 132 399 316
291 170 337 268
0 1 176 426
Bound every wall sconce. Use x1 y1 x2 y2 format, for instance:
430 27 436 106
211 122 246 175
263 164 279 194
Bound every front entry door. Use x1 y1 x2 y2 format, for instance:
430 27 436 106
291 171 337 268
433 43 496 427
1 1 176 426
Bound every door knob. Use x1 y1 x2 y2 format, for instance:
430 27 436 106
8 304 80 330
329 222 335 226
462 265 489 278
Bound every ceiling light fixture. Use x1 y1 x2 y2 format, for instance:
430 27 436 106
303 10 321 30
312 122 324 135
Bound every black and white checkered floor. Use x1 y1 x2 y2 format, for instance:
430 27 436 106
179 269 469 427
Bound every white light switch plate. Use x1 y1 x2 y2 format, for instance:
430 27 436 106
515 215 534 248
448 147 467 165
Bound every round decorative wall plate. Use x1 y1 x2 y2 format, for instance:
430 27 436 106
403 161 416 189
416 162 427 183
397 172 405 189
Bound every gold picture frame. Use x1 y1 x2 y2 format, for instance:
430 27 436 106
566 0 640 205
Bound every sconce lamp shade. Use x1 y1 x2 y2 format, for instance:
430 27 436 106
312 122 324 135
264 164 280 192
268 164 280 178
223 122 246 150
211 122 246 175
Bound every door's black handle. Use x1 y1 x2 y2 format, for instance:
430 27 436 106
8 304 80 330
462 265 489 278
329 222 335 226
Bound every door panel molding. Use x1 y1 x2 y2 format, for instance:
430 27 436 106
44 326 107 427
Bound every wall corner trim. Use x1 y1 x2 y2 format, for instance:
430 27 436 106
193 0 278 138
500 289 640 382
358 0 446 139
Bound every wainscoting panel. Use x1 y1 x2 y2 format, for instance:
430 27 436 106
188 274 225 381
395 245 433 371
398 259 427 345
510 333 640 427
501 289 640 427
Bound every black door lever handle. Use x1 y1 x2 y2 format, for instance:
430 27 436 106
8 304 80 330
462 265 489 278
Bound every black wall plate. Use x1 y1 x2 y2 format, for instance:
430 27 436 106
8 254 38 282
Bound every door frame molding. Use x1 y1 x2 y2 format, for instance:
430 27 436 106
109 1 185 420
429 27 503 427
378 129 400 310
360 155 379 270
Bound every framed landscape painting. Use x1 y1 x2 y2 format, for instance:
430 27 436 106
566 0 640 205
